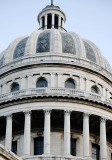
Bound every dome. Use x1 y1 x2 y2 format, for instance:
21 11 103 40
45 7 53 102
0 29 112 74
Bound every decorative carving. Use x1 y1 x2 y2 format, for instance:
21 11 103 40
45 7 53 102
44 109 51 115
61 33 76 54
100 117 106 122
83 112 90 118
24 110 31 115
84 41 96 62
64 110 72 116
13 37 28 59
36 32 50 53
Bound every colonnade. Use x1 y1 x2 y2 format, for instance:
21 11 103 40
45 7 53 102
4 110 107 159
39 14 64 29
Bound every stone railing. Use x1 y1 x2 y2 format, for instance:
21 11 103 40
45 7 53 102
0 55 112 81
22 155 85 160
0 88 111 107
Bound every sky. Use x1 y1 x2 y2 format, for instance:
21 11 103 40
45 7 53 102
0 0 112 66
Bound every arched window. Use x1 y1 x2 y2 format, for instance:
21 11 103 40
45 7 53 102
65 78 75 89
36 78 48 88
34 137 44 155
11 82 19 92
91 85 99 94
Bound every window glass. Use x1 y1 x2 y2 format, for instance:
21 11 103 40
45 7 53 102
34 137 44 155
12 141 17 154
92 144 100 160
71 138 76 156
65 79 75 89
36 78 48 88
11 82 19 92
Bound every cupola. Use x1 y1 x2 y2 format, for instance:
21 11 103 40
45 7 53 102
38 0 66 30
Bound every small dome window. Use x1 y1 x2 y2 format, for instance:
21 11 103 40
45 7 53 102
91 85 99 94
36 32 50 53
36 78 48 88
11 82 20 92
84 41 96 62
13 37 28 59
61 33 76 54
65 78 75 89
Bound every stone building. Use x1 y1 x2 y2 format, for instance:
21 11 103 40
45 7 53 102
0 1 112 160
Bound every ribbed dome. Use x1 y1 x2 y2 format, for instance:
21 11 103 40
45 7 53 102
0 29 111 73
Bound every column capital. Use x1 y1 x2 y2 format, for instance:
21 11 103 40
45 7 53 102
83 112 91 117
64 110 72 116
44 109 52 115
24 110 31 115
100 117 107 122
5 114 12 118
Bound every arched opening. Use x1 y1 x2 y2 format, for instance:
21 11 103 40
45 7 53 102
54 14 58 29
71 138 76 156
65 78 75 89
36 78 48 88
47 14 52 29
61 17 63 27
11 82 19 92
91 85 99 94
34 137 44 155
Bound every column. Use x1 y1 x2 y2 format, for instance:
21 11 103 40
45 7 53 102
5 114 12 151
0 85 2 95
52 14 55 28
64 110 71 155
79 76 85 90
100 117 107 160
27 75 33 89
44 110 51 155
62 19 64 28
58 74 63 87
45 15 47 29
86 79 90 92
58 16 61 29
21 76 26 90
23 111 31 155
83 113 90 158
102 86 106 97
50 73 55 87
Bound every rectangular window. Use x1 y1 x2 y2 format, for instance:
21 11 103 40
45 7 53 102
12 141 17 154
34 137 44 155
71 138 76 156
92 144 100 160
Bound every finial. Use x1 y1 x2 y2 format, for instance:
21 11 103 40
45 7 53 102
51 0 53 5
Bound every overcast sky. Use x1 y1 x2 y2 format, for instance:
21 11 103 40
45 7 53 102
0 0 112 66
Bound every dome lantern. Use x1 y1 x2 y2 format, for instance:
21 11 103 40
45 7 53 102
37 0 66 31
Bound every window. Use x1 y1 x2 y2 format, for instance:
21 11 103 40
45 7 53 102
91 85 99 94
34 137 44 155
92 144 100 160
11 82 19 92
36 78 48 88
71 138 76 156
47 14 52 29
12 141 17 154
65 79 75 89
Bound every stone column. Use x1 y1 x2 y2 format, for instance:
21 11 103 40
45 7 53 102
5 114 12 151
64 110 71 155
52 14 55 28
79 76 85 90
58 16 61 29
2 83 7 94
100 117 107 160
86 79 90 92
58 74 63 87
50 73 55 87
83 113 90 158
45 15 47 29
23 111 31 155
21 76 26 90
102 87 106 97
27 75 33 89
0 85 2 95
44 110 51 155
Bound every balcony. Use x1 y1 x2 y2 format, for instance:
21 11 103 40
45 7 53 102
0 88 111 107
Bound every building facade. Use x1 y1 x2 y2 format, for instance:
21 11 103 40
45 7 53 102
0 2 112 160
